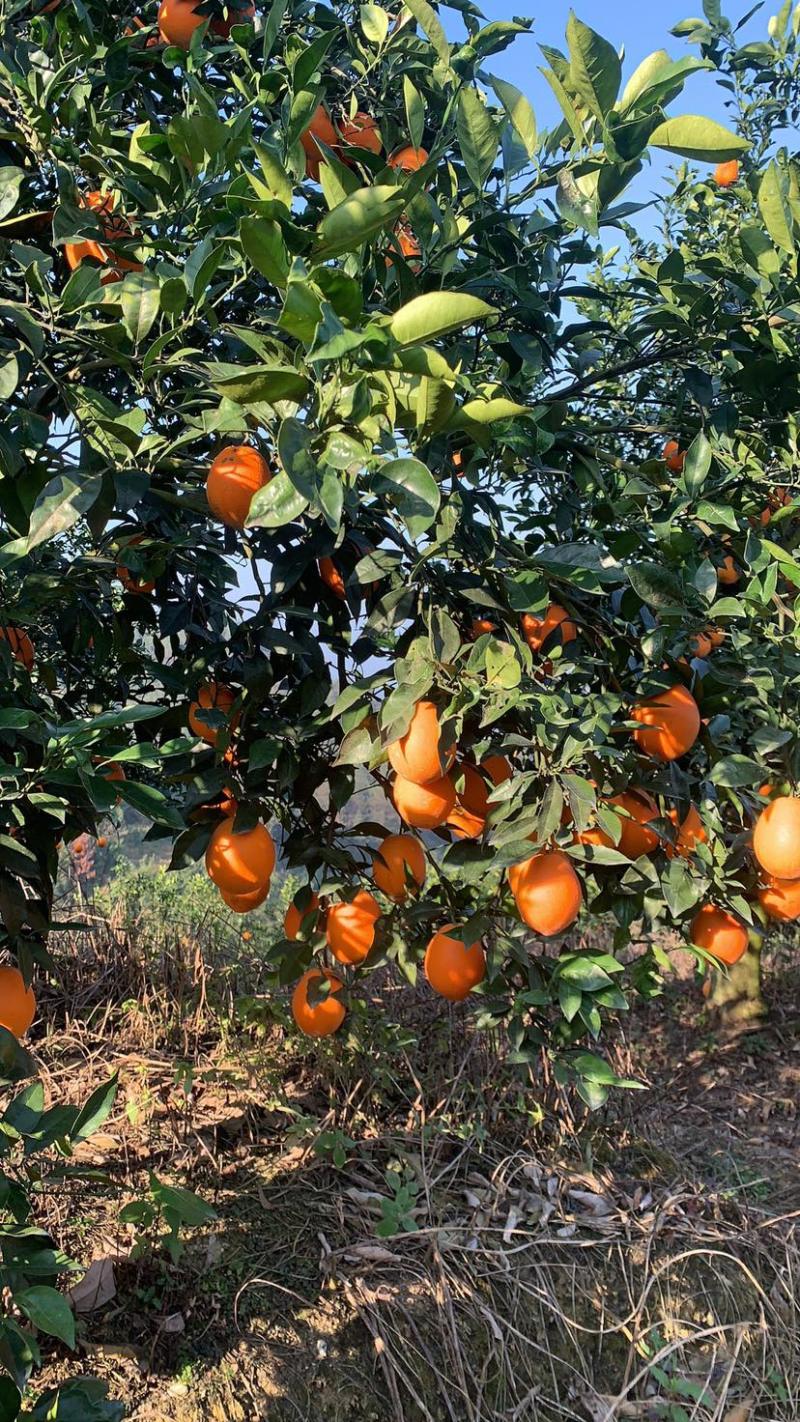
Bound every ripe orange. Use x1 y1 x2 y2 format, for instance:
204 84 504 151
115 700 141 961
116 534 155 595
318 556 346 600
392 222 421 263
387 700 456 786
0 966 36 1039
424 926 486 1001
758 487 791 527
220 881 269 912
757 874 800 922
326 891 381 965
469 618 498 640
285 891 321 939
715 159 740 188
663 440 685 473
691 905 747 965
188 682 238 747
753 796 800 880
577 791 659 859
632 684 701 762
291 968 345 1037
717 555 740 586
665 804 708 860
96 835 108 849
509 850 583 936
205 817 276 896
64 190 141 284
300 104 340 180
521 604 577 654
372 834 426 901
393 772 456 829
242 929 252 942
389 145 428 172
340 112 382 155
71 835 89 855
0 626 34 671
447 763 489 841
482 754 512 786
158 0 253 46
206 445 272 530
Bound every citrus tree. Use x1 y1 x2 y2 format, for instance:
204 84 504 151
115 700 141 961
1 0 800 1405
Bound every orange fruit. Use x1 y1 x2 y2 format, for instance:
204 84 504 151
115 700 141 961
300 104 340 180
318 557 346 600
663 440 685 473
447 763 490 841
116 534 155 595
96 835 108 848
0 966 36 1039
665 804 708 860
71 835 89 855
64 190 141 284
158 0 253 46
521 604 577 654
340 112 382 155
691 905 747 965
393 772 456 829
326 891 381 965
757 874 800 922
206 445 272 530
717 555 740 586
285 892 321 939
387 700 456 786
0 626 34 671
753 796 800 880
220 881 269 912
242 929 252 942
715 159 739 188
509 850 583 937
691 629 713 658
632 684 701 762
482 754 512 786
205 817 276 896
291 968 345 1037
577 790 659 859
188 682 238 747
389 145 428 172
394 222 421 262
469 618 498 640
371 834 426 901
424 926 486 1002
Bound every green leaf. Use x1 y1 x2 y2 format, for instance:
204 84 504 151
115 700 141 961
0 473 102 565
390 292 496 346
205 363 308 405
373 458 441 537
277 417 317 499
627 562 685 611
457 86 501 190
116 781 184 828
16 1286 75 1349
488 75 538 159
648 115 750 162
404 76 425 151
758 161 795 255
246 470 309 528
682 431 712 494
120 271 161 346
315 186 406 259
709 755 765 787
459 397 530 423
361 3 389 46
71 1075 118 1143
240 216 290 287
0 167 24 223
402 0 451 67
566 14 622 118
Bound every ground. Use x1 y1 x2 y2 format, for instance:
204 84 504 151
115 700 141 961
25 947 800 1422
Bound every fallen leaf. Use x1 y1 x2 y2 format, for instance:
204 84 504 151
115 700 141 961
68 1258 116 1314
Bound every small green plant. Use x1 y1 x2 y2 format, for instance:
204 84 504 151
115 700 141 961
120 1173 216 1264
0 1033 121 1419
376 1164 420 1238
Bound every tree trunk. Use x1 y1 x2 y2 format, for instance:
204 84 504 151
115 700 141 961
707 940 767 1030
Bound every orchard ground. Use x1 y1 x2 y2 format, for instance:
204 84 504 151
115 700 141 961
29 851 800 1421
